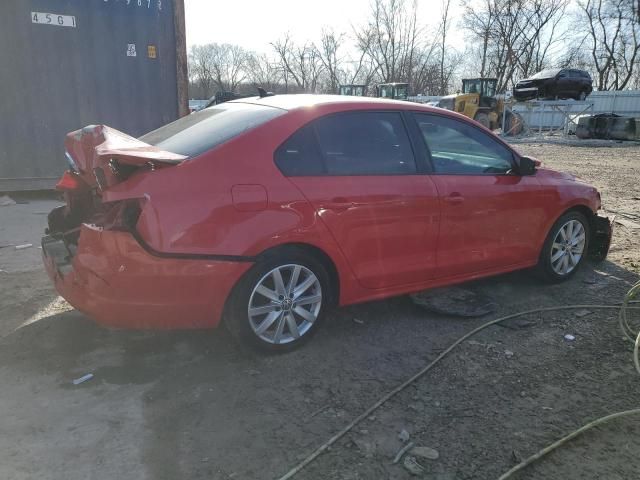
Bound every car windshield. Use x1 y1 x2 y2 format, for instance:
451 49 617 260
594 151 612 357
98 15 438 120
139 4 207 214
139 102 285 158
530 69 561 79
463 80 482 94
395 85 408 98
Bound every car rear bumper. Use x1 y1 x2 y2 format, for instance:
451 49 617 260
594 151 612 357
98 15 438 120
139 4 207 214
42 224 252 329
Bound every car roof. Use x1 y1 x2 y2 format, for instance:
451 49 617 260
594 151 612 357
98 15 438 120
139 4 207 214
230 94 431 112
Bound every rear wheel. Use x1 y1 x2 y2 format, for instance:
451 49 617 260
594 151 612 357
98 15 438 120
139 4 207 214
537 211 590 282
225 252 329 352
503 111 523 136
578 90 587 101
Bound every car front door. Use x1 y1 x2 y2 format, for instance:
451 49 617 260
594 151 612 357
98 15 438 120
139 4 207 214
555 71 572 98
275 111 440 289
411 112 547 278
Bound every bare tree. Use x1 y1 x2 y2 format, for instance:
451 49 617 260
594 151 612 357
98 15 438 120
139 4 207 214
437 0 452 94
271 34 325 92
187 43 250 96
461 0 569 92
514 0 569 78
462 0 497 78
188 45 215 97
354 0 445 94
354 0 421 83
314 29 344 93
581 0 640 90
211 44 250 92
245 53 283 92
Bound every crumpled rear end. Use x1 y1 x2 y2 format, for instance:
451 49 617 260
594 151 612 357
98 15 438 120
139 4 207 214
42 224 251 329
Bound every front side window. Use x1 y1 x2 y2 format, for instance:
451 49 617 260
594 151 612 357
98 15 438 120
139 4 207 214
414 113 514 175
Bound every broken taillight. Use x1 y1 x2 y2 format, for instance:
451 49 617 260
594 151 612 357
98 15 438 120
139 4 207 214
56 170 86 191
101 199 144 231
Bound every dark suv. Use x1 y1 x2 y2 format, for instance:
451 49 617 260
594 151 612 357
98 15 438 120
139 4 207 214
513 68 593 101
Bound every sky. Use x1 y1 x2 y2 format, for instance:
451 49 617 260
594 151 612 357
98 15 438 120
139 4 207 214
184 0 467 53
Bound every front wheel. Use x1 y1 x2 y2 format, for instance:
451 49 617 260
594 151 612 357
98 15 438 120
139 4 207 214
537 212 590 282
225 252 329 352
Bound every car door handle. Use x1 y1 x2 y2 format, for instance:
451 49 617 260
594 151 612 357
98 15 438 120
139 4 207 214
443 193 465 204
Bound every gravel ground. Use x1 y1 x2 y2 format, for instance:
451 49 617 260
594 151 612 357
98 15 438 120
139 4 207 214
0 142 638 480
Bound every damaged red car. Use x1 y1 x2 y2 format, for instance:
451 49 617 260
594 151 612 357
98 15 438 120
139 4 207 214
42 95 612 351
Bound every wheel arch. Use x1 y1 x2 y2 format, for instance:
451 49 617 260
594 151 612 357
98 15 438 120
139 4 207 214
565 204 595 222
539 204 594 256
253 242 341 307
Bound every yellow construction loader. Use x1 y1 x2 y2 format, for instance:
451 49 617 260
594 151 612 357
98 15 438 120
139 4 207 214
438 78 521 134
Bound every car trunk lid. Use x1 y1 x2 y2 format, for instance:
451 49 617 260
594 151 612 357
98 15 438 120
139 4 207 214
65 124 186 190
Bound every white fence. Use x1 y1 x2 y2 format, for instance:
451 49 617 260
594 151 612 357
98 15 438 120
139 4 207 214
512 90 640 132
408 95 442 104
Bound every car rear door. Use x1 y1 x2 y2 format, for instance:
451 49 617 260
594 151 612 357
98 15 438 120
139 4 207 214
275 111 440 289
411 112 547 278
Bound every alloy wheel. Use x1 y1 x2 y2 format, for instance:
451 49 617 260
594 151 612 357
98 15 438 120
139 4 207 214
247 264 322 345
550 219 586 276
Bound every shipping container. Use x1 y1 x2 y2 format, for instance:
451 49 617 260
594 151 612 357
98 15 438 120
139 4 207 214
0 0 188 191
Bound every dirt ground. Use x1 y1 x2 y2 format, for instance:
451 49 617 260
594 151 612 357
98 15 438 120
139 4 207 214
1 142 639 480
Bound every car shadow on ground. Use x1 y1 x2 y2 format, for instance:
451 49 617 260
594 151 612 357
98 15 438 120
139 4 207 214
1 259 638 480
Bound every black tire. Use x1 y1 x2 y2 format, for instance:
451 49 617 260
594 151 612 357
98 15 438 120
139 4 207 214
578 90 587 101
537 211 590 283
474 112 490 129
503 111 523 136
224 249 330 353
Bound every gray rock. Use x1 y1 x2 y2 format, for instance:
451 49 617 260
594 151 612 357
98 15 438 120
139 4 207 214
423 473 456 480
403 456 425 476
398 429 410 442
411 445 439 460
410 287 497 317
353 437 376 458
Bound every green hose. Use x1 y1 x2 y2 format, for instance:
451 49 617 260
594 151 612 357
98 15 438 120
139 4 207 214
276 283 640 480
499 280 640 479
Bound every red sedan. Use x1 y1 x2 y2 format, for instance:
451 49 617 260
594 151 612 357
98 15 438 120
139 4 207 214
42 94 612 351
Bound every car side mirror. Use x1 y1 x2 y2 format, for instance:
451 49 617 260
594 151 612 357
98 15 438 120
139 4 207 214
518 156 539 175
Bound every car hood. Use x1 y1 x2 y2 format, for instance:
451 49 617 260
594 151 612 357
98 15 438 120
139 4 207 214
537 167 581 183
516 77 549 87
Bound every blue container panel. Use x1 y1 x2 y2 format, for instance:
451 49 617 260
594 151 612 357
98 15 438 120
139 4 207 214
0 0 179 189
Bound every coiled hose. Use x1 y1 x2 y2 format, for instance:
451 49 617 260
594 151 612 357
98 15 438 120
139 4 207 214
276 281 640 480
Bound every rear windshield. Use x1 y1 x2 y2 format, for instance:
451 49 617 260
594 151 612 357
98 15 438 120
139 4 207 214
139 102 285 158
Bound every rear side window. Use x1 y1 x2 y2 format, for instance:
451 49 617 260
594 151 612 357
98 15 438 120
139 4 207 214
139 103 285 158
315 112 416 175
274 125 325 176
275 111 416 176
